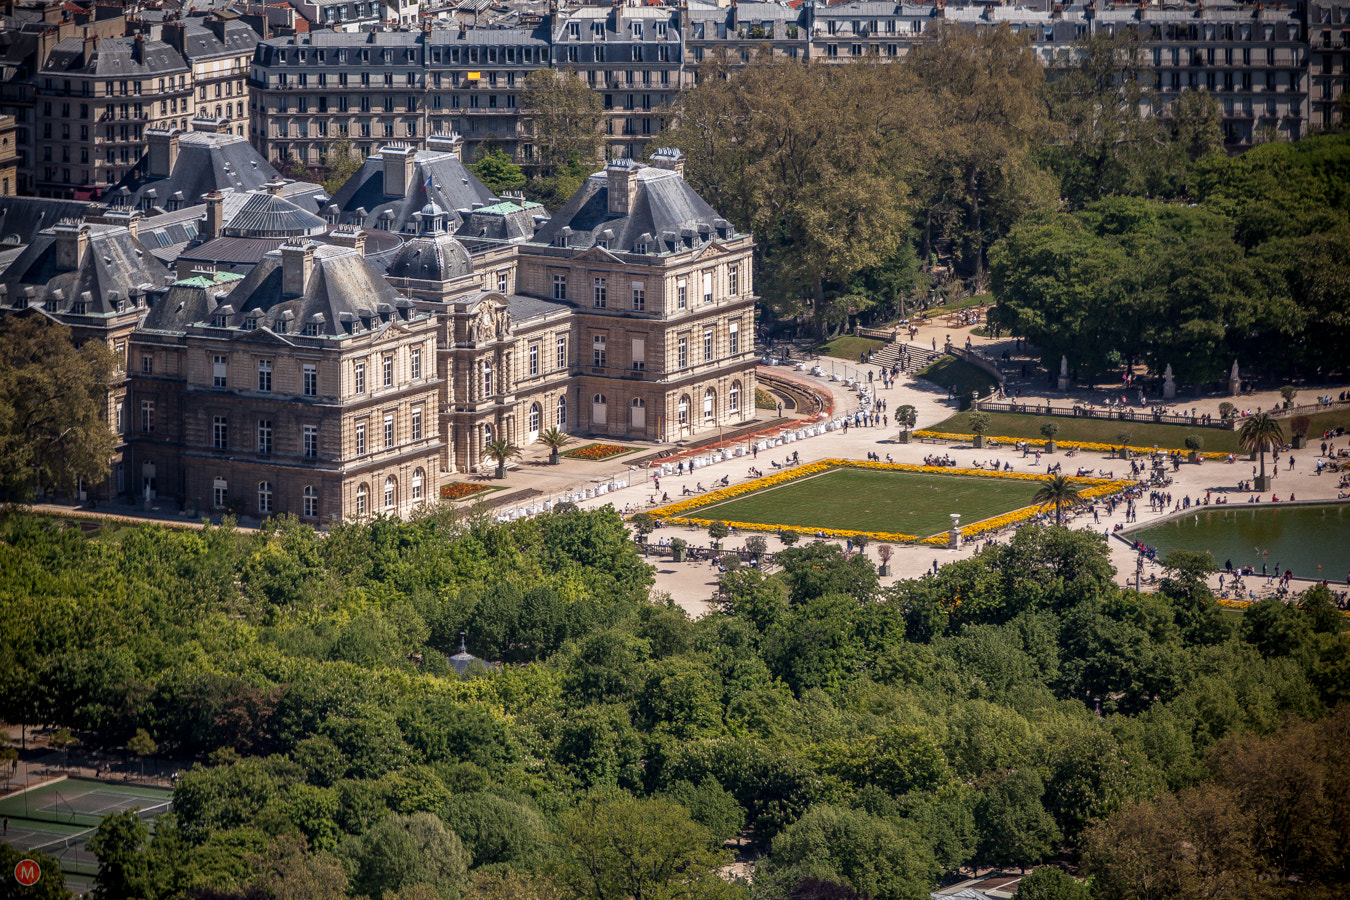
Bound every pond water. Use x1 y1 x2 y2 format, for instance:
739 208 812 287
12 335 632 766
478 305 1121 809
1128 503 1350 583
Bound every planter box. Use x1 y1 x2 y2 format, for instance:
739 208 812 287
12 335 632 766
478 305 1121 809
973 435 986 448
897 432 912 444
878 564 890 576
1045 440 1057 453
672 548 685 563
1254 475 1273 492
1293 435 1307 449
1188 451 1199 463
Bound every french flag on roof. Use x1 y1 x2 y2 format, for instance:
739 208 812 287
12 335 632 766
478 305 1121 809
424 173 434 193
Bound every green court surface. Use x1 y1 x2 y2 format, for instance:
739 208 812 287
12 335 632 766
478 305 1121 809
0 780 173 881
690 467 1039 537
0 778 172 827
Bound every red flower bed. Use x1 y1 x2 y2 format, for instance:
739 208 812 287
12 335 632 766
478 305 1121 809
440 482 493 501
562 443 631 461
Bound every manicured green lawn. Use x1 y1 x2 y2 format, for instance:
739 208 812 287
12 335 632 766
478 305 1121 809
1301 408 1350 438
817 335 886 361
691 468 1040 537
932 410 1242 453
916 357 999 398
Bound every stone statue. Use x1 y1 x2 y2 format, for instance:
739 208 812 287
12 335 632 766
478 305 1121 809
1163 363 1176 400
1231 360 1240 381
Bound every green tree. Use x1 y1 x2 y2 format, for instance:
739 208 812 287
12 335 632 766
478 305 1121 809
0 316 117 501
1238 413 1283 487
320 137 364 196
664 56 918 337
1016 867 1089 900
1032 475 1087 527
550 796 734 900
470 147 526 193
87 809 150 900
763 805 937 900
482 438 521 480
707 521 730 550
905 24 1059 282
0 844 69 900
974 768 1061 869
350 812 470 900
126 727 157 779
521 69 604 177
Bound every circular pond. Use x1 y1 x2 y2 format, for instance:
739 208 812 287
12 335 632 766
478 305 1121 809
1128 503 1350 582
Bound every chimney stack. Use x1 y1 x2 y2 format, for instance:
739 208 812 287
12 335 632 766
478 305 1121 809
650 147 686 178
264 178 285 196
380 145 419 198
132 32 145 64
426 131 464 160
605 159 640 216
146 127 181 178
162 19 185 53
281 241 317 297
54 221 91 270
329 227 367 256
204 191 225 239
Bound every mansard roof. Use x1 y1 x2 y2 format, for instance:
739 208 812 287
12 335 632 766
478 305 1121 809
0 223 168 316
112 132 287 212
329 147 497 235
531 163 741 255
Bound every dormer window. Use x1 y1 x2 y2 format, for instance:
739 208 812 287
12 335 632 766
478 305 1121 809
595 238 607 250
212 314 228 327
275 319 288 334
634 241 646 254
242 317 256 331
71 301 86 315
302 323 318 337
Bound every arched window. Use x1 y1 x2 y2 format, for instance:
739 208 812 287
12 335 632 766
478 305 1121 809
484 423 493 445
592 393 607 426
356 483 369 516
257 481 273 515
303 485 318 518
412 468 424 502
482 361 493 399
557 396 567 430
729 381 741 413
704 388 716 419
678 395 689 425
630 396 645 429
384 475 397 509
529 402 541 434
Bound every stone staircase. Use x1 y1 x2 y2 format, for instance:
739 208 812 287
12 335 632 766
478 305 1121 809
870 339 943 371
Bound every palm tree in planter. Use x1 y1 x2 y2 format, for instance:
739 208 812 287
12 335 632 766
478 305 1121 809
1040 421 1059 453
968 411 992 448
537 427 571 465
896 405 917 443
483 437 521 479
1033 474 1087 527
1239 413 1284 492
1117 431 1133 460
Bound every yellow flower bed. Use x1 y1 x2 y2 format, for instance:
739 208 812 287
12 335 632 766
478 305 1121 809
912 430 1230 459
641 459 1133 545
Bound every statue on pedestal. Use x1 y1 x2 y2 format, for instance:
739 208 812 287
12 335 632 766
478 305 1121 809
1163 363 1176 400
1057 355 1070 393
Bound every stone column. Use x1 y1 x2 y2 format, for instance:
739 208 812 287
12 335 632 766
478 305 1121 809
947 513 962 550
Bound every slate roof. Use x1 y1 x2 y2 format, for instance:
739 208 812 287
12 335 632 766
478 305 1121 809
222 192 327 238
330 148 497 235
176 19 259 62
1 224 169 316
41 35 189 77
387 233 473 283
454 200 543 245
0 197 97 249
506 292 571 324
531 163 740 254
145 242 422 338
111 132 286 212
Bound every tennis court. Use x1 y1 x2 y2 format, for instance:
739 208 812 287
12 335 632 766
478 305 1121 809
0 779 174 881
0 778 172 828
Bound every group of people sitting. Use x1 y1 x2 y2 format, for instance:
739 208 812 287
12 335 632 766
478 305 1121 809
923 454 958 467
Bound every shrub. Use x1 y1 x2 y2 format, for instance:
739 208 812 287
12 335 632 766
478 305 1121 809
778 528 800 547
968 412 992 436
1219 402 1237 419
1040 421 1060 439
1291 416 1312 437
1184 434 1203 451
